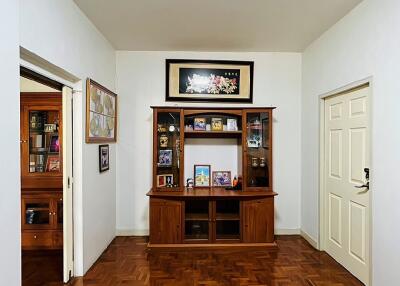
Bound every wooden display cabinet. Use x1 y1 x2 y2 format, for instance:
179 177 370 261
20 93 63 250
147 107 277 249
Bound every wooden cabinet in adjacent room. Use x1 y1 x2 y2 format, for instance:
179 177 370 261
20 92 63 250
21 192 63 249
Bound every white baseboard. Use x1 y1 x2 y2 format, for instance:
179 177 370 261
300 229 318 249
116 229 149 236
275 228 301 235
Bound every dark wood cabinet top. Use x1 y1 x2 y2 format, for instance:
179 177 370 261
147 188 278 198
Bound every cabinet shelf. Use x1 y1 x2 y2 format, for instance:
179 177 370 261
216 213 240 221
184 130 242 138
185 213 209 221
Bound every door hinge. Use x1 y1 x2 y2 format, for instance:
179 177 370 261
67 177 73 189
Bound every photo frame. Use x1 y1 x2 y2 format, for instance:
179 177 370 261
211 118 223 131
158 149 173 167
99 144 110 172
86 78 117 143
46 155 60 172
194 165 211 187
48 135 60 153
157 174 174 187
194 118 206 131
212 171 232 187
166 59 254 103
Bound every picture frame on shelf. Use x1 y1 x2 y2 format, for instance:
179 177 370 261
158 149 173 167
48 135 60 153
194 118 206 131
194 165 211 187
86 78 117 143
227 118 238 131
44 124 56 133
157 174 174 187
46 155 60 172
212 171 232 187
166 59 254 103
99 144 110 173
211 118 223 131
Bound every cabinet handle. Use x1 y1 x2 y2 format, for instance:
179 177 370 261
33 235 37 239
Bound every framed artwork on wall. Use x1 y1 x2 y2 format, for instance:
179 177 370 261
166 59 254 103
99 144 110 173
86 78 117 143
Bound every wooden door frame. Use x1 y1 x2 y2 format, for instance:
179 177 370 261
19 58 78 282
318 77 373 285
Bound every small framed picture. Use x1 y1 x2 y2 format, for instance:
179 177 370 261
194 165 211 187
212 171 232 186
46 155 60 172
44 124 56 133
211 118 223 131
99 144 110 172
157 175 166 187
194 118 206 131
158 149 173 166
227 118 238 131
48 135 60 153
165 174 174 186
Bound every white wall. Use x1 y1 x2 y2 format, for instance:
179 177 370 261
0 1 20 285
20 0 116 275
116 51 302 235
184 139 240 182
302 0 400 284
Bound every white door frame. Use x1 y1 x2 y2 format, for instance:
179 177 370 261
319 77 373 284
20 50 83 280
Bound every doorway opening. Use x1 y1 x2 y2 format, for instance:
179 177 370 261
20 67 74 285
319 81 372 285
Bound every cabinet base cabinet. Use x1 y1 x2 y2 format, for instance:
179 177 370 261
148 193 276 248
242 197 274 243
149 198 182 244
22 230 63 250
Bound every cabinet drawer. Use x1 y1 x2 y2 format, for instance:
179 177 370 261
22 231 53 248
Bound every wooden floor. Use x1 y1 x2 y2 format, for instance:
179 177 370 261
22 235 364 286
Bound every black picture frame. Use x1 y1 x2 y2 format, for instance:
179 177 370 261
99 144 110 173
166 59 254 103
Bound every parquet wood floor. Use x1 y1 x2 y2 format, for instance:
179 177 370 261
22 236 364 286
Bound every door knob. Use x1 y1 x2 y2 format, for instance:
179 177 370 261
355 182 369 190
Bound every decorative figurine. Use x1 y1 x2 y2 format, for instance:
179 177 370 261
159 134 168 147
251 157 259 168
259 157 266 167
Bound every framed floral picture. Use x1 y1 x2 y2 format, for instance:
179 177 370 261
86 78 117 143
166 59 254 103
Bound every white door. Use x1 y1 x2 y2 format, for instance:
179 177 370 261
62 86 74 282
324 85 370 285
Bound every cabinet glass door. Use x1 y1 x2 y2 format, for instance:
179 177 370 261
22 198 52 229
244 111 271 190
184 200 210 241
155 111 181 190
28 109 61 174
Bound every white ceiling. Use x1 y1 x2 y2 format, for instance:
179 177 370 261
74 0 362 52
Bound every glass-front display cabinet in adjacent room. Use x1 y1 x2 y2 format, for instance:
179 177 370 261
153 109 183 191
243 109 273 191
20 94 63 189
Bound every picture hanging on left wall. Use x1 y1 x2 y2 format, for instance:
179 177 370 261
99 144 110 173
86 78 118 143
